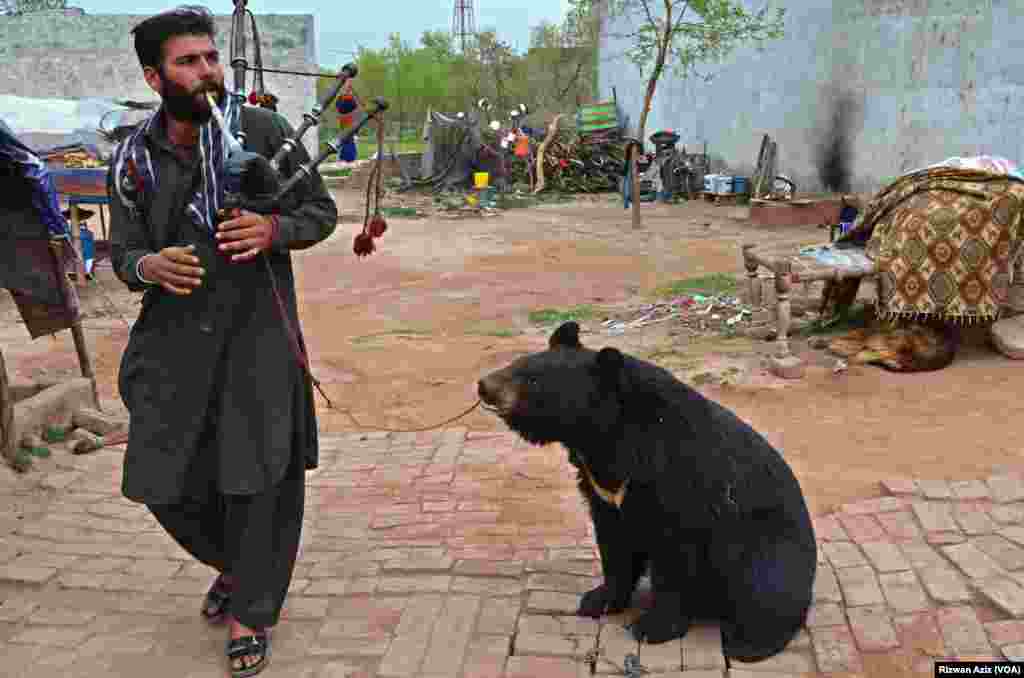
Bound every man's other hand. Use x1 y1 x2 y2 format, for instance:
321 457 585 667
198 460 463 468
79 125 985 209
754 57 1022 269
142 245 205 295
216 208 275 262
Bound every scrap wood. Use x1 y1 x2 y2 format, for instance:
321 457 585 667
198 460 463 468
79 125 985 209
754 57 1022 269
533 114 564 194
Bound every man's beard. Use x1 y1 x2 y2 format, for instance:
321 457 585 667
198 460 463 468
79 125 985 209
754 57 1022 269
161 76 225 125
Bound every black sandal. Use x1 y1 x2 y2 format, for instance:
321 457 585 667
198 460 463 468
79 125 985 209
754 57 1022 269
227 631 271 677
201 574 232 623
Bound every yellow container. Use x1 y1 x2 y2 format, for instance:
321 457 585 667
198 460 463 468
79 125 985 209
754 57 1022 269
473 172 490 189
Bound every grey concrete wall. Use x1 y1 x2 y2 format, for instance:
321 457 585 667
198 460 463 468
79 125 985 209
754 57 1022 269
0 11 320 156
598 0 1024 194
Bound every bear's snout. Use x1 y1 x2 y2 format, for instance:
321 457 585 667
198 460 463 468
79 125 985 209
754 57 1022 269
477 375 516 412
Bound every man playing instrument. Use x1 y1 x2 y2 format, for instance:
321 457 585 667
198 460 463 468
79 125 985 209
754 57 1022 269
107 5 338 675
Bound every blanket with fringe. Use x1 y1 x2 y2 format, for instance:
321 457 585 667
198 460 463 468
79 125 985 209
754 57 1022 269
834 164 1024 324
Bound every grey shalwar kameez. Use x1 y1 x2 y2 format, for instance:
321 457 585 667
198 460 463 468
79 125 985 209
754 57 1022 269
108 104 338 629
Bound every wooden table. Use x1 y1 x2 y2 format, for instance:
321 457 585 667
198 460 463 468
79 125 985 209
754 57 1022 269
45 167 108 408
49 167 110 283
742 241 879 371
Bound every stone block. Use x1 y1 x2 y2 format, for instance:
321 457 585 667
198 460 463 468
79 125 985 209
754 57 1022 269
767 355 804 379
836 565 885 606
10 378 94 460
974 576 1024 618
847 605 900 651
990 315 1024 359
71 407 128 436
67 428 104 454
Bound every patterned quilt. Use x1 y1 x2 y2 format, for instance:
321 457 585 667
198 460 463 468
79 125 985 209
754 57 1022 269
837 166 1024 323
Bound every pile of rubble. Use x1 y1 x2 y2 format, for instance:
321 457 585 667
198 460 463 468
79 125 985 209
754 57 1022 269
599 293 823 341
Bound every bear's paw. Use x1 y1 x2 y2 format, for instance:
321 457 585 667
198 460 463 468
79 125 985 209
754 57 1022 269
627 608 691 644
577 583 632 618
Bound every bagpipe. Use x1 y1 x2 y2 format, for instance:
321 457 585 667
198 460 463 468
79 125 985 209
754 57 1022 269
210 0 389 256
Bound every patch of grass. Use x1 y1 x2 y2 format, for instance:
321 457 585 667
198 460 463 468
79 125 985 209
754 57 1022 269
641 349 702 372
528 305 598 325
652 273 738 299
498 194 539 210
473 327 521 338
320 167 352 178
380 206 420 218
800 302 874 337
349 327 433 345
357 141 426 161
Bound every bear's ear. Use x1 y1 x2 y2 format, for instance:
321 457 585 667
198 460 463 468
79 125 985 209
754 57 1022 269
595 347 624 381
549 321 582 349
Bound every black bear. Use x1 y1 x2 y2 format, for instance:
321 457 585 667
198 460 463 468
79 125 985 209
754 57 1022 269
477 321 817 662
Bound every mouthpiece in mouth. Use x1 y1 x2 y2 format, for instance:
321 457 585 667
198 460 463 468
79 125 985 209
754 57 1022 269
205 92 244 156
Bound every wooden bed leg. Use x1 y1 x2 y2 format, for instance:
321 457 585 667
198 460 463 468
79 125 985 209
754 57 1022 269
1007 254 1024 317
775 264 793 357
768 263 805 378
742 244 762 308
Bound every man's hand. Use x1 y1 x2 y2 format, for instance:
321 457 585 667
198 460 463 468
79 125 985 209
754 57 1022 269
216 208 275 262
141 245 205 296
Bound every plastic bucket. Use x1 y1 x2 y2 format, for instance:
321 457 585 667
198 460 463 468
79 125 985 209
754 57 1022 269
714 175 734 194
473 172 490 189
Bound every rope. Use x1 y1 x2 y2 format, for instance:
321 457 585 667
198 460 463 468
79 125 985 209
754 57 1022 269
228 6 483 436
340 399 483 433
264 251 483 433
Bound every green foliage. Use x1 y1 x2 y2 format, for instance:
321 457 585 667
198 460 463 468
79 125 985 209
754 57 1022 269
528 305 598 325
585 0 785 80
316 14 599 153
652 273 738 298
571 0 784 146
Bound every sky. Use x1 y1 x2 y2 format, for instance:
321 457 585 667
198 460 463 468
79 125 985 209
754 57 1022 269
76 1 574 68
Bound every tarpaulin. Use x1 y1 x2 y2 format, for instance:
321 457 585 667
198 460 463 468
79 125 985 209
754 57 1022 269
0 117 81 337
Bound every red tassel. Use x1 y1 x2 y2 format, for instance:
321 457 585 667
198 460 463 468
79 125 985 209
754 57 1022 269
368 215 388 238
248 91 259 105
353 231 375 257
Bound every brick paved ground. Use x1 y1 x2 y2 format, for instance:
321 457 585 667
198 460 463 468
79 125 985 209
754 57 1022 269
2 429 1024 677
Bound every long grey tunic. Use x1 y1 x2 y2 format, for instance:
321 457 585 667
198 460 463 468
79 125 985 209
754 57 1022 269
108 105 338 504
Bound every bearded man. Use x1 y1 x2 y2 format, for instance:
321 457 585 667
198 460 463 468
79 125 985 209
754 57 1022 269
107 6 338 676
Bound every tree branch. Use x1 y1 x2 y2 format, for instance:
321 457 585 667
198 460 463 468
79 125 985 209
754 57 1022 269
557 60 586 101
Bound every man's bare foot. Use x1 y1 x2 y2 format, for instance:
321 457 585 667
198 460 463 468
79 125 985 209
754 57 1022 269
227 616 269 676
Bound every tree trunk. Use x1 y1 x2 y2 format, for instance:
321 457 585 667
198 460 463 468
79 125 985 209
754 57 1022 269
0 347 13 463
631 2 673 229
630 81 656 230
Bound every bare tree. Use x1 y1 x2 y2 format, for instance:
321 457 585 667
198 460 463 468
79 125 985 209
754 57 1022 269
576 0 785 228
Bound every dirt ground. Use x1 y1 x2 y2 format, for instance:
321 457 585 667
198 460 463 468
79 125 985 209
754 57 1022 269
4 189 1024 517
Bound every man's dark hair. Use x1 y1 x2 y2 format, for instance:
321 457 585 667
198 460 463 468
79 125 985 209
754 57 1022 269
131 5 217 71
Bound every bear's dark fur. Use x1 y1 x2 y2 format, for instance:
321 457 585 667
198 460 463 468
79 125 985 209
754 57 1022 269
477 322 817 662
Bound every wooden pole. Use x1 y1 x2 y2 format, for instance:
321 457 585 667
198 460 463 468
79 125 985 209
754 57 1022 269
0 347 13 463
50 239 101 411
69 203 87 284
70 320 100 411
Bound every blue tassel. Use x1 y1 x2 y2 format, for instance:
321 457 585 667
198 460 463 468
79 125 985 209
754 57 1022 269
339 138 357 162
336 95 358 115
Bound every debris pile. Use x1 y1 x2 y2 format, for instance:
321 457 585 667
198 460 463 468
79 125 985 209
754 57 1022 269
601 294 752 336
511 131 627 194
599 293 821 340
